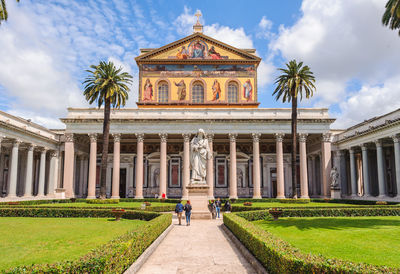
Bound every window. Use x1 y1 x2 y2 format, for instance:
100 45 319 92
192 82 204 103
227 82 238 103
158 82 169 103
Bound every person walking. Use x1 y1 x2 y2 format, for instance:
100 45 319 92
175 200 184 225
184 200 192 226
224 199 232 212
215 198 222 218
210 200 217 219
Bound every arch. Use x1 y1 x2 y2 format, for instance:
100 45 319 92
227 81 239 103
224 78 241 103
155 79 171 103
189 79 206 103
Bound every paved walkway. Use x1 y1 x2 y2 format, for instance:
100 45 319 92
137 216 257 274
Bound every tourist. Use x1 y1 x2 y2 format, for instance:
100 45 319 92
215 198 222 218
224 200 232 213
209 200 216 219
175 200 184 225
184 200 192 226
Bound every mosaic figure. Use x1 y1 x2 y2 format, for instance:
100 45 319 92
212 79 221 101
175 80 187 100
243 79 252 101
143 79 153 101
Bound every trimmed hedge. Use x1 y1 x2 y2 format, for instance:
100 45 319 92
86 199 120 204
223 213 398 273
311 198 400 205
120 198 181 203
0 204 176 212
279 198 310 204
0 207 160 221
4 213 172 273
236 207 400 221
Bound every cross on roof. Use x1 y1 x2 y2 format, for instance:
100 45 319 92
195 10 202 24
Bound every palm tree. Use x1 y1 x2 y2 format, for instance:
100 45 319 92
83 61 133 198
0 0 20 24
382 0 400 35
273 60 315 198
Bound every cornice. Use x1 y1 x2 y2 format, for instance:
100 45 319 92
0 121 59 144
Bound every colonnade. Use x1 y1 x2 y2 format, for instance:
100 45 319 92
0 136 59 198
63 132 332 199
343 135 400 198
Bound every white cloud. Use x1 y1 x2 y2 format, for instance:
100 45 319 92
257 16 273 39
173 6 199 36
204 24 254 49
270 0 400 127
257 60 275 88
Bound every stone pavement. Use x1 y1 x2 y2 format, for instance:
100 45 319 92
137 215 257 274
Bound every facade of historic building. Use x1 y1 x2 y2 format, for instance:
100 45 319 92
5 21 398 201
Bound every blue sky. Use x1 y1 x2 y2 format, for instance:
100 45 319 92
0 0 399 129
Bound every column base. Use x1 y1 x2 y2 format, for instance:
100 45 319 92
300 195 310 199
86 196 97 199
7 194 17 199
377 195 387 200
252 195 262 199
276 195 285 199
229 196 238 200
134 196 144 199
23 195 33 198
111 196 120 199
207 196 215 200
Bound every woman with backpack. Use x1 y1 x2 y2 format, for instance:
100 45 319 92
184 200 192 226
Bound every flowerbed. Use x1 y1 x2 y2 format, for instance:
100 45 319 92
1 208 172 273
223 212 398 273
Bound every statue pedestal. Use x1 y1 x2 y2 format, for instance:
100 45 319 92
187 184 211 219
331 188 341 199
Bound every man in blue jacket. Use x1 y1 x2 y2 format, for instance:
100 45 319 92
175 200 184 225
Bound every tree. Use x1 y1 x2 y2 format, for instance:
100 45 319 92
273 60 316 198
0 0 20 24
83 61 133 198
382 0 400 35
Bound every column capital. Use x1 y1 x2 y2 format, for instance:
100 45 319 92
322 132 332 142
159 133 168 143
360 143 368 151
252 133 261 142
112 133 121 143
182 133 191 142
207 133 214 142
64 133 74 142
12 139 22 147
0 135 5 144
135 133 145 142
50 150 59 158
275 133 284 142
26 144 36 151
299 133 308 142
374 139 383 147
392 135 399 143
310 154 317 160
38 147 48 153
88 133 97 143
229 133 238 142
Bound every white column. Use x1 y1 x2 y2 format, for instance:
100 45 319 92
349 148 357 196
275 133 285 199
47 151 58 197
111 133 121 199
207 134 214 199
375 140 386 197
37 148 47 197
229 133 238 199
321 133 332 198
87 134 97 199
361 144 370 196
8 139 21 198
299 133 309 198
63 133 75 198
23 144 35 197
135 133 144 199
182 133 191 200
159 133 168 198
252 133 261 199
392 135 400 198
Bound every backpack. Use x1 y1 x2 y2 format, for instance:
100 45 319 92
175 204 180 213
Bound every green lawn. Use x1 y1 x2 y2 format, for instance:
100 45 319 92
254 216 400 267
34 201 173 208
233 202 363 208
0 217 146 271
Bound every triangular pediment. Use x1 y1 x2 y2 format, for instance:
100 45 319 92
135 33 260 63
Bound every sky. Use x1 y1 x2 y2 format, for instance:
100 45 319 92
0 0 399 129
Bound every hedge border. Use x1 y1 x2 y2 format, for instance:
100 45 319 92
2 208 172 273
223 212 398 273
0 198 180 206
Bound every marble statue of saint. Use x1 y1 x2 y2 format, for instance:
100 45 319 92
190 129 211 184
330 167 339 188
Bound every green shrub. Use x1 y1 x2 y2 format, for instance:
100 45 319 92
223 213 397 273
236 207 400 221
279 198 310 204
4 213 172 273
120 198 180 204
86 199 120 204
0 207 160 221
311 198 400 205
